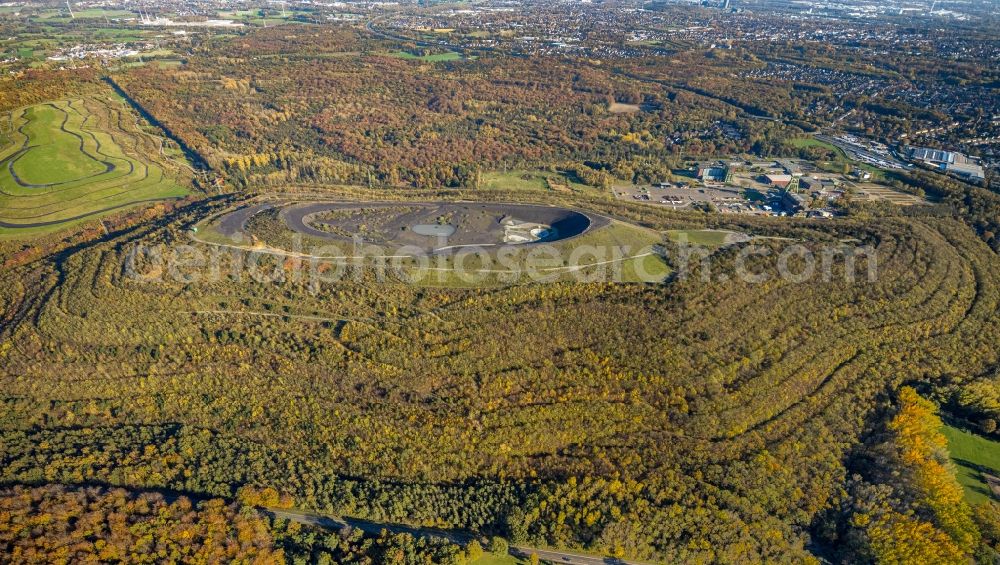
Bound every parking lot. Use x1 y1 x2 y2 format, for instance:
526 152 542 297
614 183 796 215
615 183 744 207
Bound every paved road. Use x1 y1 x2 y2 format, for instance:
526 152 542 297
210 199 609 252
216 202 275 237
265 507 636 565
510 546 628 565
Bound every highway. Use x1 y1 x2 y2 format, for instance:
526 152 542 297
265 507 636 565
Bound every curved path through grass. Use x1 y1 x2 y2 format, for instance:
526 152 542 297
0 94 191 236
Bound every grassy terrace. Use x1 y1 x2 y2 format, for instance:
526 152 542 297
0 93 191 237
787 136 848 159
943 424 1000 505
667 229 735 247
13 104 110 184
480 169 592 192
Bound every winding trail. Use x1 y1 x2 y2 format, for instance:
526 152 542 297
0 196 183 228
0 97 189 231
5 103 117 189
266 507 637 565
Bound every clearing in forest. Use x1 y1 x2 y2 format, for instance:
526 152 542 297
943 424 1000 505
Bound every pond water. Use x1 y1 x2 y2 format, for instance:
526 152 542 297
412 224 457 237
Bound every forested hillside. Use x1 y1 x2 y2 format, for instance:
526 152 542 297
115 27 793 190
0 484 471 564
3 185 1000 561
0 484 282 563
2 12 1000 565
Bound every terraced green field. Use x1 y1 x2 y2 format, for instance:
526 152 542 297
0 95 191 237
943 424 1000 505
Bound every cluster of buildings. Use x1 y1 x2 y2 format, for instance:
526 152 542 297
625 151 933 217
908 147 986 181
47 43 143 61
692 159 843 215
372 1 995 164
138 16 242 27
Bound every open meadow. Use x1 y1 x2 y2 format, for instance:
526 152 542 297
944 425 1000 505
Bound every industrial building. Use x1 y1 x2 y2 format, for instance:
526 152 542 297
782 191 810 212
765 174 793 189
697 163 730 183
909 146 986 181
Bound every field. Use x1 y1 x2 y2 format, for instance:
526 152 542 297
943 424 1000 505
787 137 848 159
0 93 191 236
35 8 134 20
473 552 523 565
391 51 465 62
666 229 741 247
219 9 268 18
853 183 925 205
608 102 641 114
218 9 308 24
155 60 184 69
481 170 592 192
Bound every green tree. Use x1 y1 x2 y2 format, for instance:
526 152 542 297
466 540 484 562
487 536 509 555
